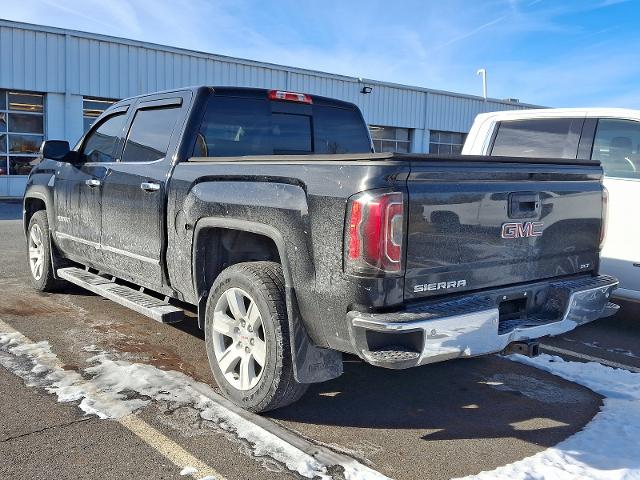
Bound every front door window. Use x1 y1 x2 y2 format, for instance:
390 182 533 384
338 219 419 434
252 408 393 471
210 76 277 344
81 113 127 163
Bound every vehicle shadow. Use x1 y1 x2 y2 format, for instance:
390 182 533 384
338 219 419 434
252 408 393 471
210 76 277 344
267 355 602 448
163 315 600 449
169 313 205 340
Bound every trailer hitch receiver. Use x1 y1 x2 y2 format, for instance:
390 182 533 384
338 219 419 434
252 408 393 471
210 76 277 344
503 340 540 357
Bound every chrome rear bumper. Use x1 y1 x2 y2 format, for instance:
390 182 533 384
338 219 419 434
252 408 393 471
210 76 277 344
348 275 619 369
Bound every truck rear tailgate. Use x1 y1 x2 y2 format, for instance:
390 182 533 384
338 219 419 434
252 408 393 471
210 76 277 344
404 158 604 301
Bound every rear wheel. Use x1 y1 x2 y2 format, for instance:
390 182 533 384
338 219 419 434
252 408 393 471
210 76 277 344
27 210 63 292
205 261 308 412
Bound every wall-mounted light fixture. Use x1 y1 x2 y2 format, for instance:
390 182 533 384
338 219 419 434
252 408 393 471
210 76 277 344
361 86 373 94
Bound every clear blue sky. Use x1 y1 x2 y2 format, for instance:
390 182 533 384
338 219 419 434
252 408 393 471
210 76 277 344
3 0 640 107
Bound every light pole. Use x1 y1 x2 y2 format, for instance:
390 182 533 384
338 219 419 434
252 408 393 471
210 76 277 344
476 68 487 100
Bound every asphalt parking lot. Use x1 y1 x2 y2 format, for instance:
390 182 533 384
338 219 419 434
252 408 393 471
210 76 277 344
1 199 639 480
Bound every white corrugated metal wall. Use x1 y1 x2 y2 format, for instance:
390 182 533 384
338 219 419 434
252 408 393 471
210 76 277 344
0 19 538 197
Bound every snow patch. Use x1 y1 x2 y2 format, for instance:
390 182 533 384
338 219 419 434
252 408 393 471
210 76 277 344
0 330 388 480
455 353 640 480
180 466 198 476
81 344 101 353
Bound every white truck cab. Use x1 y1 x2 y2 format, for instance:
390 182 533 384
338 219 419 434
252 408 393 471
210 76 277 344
463 108 640 303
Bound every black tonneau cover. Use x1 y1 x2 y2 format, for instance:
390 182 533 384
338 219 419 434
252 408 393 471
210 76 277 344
188 152 602 166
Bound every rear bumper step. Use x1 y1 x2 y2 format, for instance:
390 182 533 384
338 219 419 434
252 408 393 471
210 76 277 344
348 275 618 369
57 267 184 323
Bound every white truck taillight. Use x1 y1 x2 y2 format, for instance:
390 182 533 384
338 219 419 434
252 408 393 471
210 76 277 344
345 190 405 275
600 185 609 250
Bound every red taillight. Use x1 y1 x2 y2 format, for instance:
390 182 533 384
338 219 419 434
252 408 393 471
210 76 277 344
268 90 313 104
348 200 363 259
345 191 405 275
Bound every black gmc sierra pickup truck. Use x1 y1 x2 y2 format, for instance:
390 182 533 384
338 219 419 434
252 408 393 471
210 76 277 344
24 86 618 412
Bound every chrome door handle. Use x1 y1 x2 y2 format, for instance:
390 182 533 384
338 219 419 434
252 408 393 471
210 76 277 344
140 181 160 192
85 178 101 187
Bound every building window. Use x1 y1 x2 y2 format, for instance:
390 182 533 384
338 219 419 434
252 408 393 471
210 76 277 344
83 97 117 132
0 90 45 176
429 130 466 154
370 126 411 153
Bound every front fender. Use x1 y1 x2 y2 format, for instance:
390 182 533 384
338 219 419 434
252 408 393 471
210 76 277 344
23 184 55 235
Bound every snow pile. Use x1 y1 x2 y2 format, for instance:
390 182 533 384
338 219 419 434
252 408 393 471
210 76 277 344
0 330 388 480
456 353 640 480
0 331 155 418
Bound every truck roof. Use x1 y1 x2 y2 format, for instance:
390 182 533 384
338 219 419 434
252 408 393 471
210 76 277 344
476 107 640 121
112 85 360 110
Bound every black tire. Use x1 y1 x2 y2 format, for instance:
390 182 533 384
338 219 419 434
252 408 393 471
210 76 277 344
27 210 64 292
205 261 308 412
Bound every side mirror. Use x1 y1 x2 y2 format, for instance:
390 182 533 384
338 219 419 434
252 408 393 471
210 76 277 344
41 140 70 161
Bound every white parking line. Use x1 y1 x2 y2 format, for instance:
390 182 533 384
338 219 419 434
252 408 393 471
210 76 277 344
0 319 225 480
540 344 640 373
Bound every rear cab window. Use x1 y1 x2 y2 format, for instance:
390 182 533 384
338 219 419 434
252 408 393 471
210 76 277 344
490 118 584 159
194 93 372 157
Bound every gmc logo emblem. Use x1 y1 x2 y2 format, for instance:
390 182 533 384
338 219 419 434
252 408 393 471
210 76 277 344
501 221 544 239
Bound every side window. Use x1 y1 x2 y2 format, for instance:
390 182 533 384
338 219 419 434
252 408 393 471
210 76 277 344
491 118 583 159
121 106 181 163
81 112 127 163
592 119 640 179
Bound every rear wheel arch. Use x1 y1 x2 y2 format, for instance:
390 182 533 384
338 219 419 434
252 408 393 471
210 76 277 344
192 218 292 329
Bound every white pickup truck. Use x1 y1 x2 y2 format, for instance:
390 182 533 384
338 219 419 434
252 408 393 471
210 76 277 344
463 108 640 304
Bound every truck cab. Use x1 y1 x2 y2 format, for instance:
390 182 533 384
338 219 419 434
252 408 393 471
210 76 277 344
463 108 640 304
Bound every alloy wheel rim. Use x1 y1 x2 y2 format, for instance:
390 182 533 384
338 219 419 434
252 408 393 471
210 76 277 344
212 287 267 391
28 224 45 281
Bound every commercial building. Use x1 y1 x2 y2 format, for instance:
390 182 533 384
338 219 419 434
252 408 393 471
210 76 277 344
0 19 539 198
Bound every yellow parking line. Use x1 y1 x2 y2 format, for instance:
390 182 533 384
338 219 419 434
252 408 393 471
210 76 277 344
541 344 640 373
118 414 224 479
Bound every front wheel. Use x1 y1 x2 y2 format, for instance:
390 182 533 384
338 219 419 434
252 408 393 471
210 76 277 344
27 210 63 292
205 261 308 412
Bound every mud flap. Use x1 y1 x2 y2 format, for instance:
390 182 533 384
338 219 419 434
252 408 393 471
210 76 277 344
286 287 343 384
48 231 72 280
